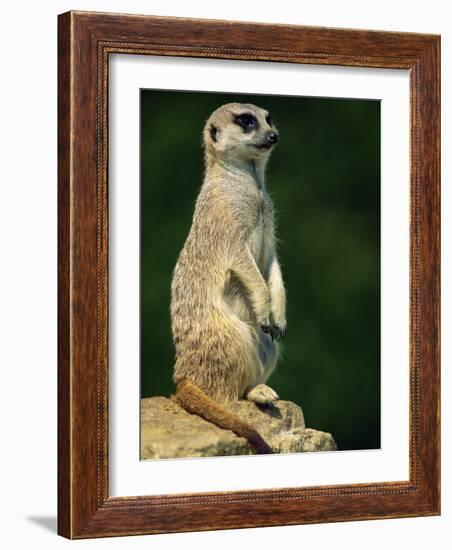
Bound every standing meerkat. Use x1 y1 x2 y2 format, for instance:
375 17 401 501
170 103 287 454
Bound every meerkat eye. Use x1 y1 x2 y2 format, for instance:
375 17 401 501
266 114 273 127
234 113 258 132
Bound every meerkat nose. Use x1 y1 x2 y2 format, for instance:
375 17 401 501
266 131 278 144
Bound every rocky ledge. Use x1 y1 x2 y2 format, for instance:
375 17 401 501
141 396 336 459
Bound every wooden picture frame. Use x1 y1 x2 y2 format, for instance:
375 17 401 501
58 11 440 539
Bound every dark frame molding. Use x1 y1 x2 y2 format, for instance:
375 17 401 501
58 11 440 538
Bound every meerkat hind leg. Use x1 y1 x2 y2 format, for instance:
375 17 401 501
246 384 279 405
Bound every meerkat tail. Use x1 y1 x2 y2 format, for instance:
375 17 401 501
172 378 273 455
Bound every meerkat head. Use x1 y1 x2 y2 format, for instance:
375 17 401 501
203 103 278 166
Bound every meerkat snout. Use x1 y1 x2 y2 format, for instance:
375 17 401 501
266 131 278 144
255 130 278 151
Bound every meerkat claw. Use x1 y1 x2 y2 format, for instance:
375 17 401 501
274 322 287 340
260 323 273 338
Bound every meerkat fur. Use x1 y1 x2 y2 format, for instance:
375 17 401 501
170 103 287 454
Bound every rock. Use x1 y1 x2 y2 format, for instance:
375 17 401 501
141 396 337 459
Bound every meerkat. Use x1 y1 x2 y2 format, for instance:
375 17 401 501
170 103 287 454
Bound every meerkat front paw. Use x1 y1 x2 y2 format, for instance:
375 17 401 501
246 384 279 405
258 310 273 337
271 306 287 340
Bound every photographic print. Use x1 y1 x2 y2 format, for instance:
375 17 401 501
140 90 381 459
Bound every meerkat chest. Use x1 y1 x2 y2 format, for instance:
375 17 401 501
247 192 274 270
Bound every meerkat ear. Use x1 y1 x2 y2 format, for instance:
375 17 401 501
209 124 218 143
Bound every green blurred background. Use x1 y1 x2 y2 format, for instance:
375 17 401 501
140 90 381 451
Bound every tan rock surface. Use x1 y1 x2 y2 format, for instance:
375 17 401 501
141 396 337 459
